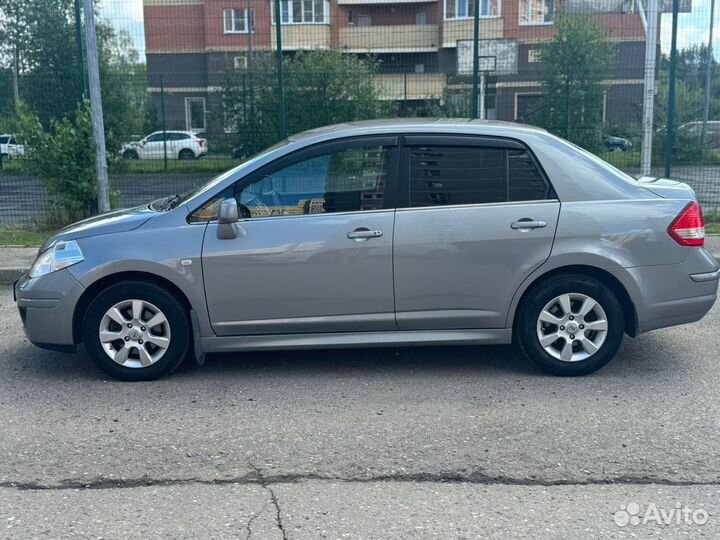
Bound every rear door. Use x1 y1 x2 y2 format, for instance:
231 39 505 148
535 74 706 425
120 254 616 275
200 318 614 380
393 135 560 330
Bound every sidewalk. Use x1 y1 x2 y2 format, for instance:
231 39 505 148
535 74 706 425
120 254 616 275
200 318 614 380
1 240 719 285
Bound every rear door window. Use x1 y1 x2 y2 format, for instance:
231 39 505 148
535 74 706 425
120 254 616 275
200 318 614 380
406 142 551 207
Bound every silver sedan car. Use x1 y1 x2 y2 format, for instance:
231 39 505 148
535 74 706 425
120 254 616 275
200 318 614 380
14 120 720 380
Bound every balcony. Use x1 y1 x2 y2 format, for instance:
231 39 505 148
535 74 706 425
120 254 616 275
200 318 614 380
271 24 331 50
338 0 436 3
340 24 439 52
442 18 503 48
375 72 447 101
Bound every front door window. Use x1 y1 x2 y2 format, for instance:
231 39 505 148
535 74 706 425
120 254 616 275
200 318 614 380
237 145 390 218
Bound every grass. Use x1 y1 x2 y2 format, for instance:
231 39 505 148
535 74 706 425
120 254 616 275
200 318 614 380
0 226 52 247
109 156 238 175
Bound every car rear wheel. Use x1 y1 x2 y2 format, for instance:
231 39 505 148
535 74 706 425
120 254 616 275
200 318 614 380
123 149 139 160
178 149 195 160
515 275 625 376
82 281 191 381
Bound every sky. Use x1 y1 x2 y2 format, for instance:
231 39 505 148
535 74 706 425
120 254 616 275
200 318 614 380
99 0 720 60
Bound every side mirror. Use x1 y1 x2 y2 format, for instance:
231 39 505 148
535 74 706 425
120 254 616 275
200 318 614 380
217 198 240 240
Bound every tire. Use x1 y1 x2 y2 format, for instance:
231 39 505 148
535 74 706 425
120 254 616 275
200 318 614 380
515 274 625 376
178 149 195 160
82 281 191 381
123 150 139 160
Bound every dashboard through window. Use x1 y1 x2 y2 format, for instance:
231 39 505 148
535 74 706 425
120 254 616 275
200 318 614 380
236 145 390 218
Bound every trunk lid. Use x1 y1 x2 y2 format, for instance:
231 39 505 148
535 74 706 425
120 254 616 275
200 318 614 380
636 176 697 201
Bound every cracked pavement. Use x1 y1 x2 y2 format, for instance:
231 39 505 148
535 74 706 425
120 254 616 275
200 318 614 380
1 285 720 538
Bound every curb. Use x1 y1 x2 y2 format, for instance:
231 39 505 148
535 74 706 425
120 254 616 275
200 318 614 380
0 268 25 285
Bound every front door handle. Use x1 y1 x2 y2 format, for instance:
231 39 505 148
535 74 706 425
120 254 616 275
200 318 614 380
511 219 547 230
347 228 383 241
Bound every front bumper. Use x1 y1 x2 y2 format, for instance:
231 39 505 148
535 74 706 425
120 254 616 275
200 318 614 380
14 269 86 350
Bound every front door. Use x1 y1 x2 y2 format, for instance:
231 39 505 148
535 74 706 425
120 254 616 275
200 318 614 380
142 133 167 160
201 137 399 335
393 136 560 330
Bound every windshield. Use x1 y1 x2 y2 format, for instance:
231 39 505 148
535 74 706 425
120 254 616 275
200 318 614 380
170 139 294 210
0 136 9 144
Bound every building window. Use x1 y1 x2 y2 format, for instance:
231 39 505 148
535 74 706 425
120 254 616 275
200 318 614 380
357 15 371 27
273 0 329 24
185 97 206 132
234 55 249 70
527 49 541 63
519 0 554 25
416 12 427 25
514 93 543 123
445 0 500 20
224 8 254 33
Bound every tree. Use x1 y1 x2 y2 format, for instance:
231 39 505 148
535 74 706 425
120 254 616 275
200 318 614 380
18 101 101 226
536 15 616 151
222 51 394 154
0 0 149 150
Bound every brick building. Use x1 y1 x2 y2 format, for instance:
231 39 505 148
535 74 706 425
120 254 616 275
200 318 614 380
143 0 661 135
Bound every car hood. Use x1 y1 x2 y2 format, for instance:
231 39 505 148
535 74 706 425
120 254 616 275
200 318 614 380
40 206 156 252
636 176 697 201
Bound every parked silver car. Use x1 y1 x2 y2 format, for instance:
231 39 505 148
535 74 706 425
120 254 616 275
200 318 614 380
14 120 719 380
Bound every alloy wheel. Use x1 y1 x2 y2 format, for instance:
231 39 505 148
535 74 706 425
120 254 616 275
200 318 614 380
98 299 171 368
536 293 608 362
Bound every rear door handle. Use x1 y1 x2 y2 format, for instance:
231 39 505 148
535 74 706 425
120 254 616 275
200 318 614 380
347 228 383 240
511 219 547 230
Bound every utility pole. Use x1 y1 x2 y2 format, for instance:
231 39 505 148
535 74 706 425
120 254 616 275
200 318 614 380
83 0 110 213
471 2 481 119
640 0 660 176
11 1 20 113
701 0 716 152
74 0 86 98
664 0 681 178
273 0 287 138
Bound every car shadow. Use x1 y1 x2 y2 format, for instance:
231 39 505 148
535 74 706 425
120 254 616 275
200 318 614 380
3 329 687 385
188 344 541 378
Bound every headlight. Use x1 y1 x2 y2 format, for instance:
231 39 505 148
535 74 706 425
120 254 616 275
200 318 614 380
29 240 84 278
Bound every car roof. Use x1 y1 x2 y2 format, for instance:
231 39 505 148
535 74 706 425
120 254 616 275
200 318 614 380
289 118 548 143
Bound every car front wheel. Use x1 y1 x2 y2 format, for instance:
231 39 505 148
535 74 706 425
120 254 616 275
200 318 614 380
515 275 625 376
82 281 191 381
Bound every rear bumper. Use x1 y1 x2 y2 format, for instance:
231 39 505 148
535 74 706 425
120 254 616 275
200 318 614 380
15 269 85 348
613 248 719 334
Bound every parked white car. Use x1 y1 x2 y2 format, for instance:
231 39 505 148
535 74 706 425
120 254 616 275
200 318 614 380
0 134 25 159
121 131 208 160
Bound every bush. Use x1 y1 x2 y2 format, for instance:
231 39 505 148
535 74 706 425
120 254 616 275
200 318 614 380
19 101 102 227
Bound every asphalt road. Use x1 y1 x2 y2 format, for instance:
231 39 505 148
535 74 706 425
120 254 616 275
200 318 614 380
2 285 720 539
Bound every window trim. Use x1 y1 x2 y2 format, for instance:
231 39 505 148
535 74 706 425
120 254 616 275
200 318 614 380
271 0 330 25
188 136 400 222
444 0 502 21
224 8 254 34
397 134 555 210
518 0 555 26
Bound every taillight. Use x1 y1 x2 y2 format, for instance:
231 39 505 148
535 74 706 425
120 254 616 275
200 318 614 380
198 139 205 146
667 201 705 247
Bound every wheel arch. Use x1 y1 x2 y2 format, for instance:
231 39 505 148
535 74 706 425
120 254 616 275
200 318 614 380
72 271 194 345
508 265 639 338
